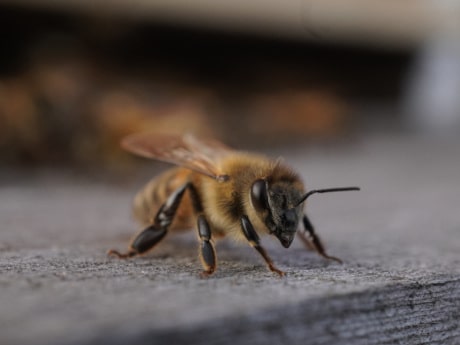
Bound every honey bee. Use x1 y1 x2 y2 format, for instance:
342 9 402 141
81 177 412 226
108 133 359 277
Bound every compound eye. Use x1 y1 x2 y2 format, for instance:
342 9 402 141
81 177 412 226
251 179 269 212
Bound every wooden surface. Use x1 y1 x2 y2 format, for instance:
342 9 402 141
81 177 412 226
1 133 459 344
2 0 458 48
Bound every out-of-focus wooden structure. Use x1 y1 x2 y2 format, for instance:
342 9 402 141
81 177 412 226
2 0 459 48
2 0 457 168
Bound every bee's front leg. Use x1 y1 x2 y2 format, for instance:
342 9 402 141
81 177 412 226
107 183 189 259
298 214 342 264
240 215 285 277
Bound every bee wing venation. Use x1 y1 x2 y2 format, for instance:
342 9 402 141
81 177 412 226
121 133 232 180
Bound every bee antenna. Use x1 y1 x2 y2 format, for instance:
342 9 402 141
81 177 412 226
295 186 360 207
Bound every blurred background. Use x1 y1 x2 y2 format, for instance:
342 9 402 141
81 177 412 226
1 0 460 175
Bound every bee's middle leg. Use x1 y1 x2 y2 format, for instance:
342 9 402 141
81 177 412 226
107 183 189 259
196 214 217 278
298 214 342 263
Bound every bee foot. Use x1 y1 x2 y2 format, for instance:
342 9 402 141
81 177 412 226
269 265 286 277
325 255 343 264
107 249 136 259
199 270 214 279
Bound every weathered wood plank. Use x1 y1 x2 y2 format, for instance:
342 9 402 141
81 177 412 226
1 135 459 345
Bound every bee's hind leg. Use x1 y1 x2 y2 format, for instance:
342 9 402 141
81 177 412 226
107 221 167 259
298 214 342 264
107 183 189 259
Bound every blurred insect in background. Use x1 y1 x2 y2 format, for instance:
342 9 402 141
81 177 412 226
108 133 360 277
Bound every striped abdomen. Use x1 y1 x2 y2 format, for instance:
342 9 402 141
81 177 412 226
132 168 196 231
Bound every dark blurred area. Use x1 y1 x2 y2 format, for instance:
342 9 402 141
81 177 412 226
1 1 459 173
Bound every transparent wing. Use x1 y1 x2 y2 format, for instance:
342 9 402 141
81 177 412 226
121 133 232 181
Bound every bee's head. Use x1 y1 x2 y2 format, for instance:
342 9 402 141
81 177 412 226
250 179 303 248
250 179 360 248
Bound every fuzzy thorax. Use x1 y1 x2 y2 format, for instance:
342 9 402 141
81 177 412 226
199 153 305 242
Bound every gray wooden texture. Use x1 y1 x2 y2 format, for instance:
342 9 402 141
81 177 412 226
1 134 459 345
